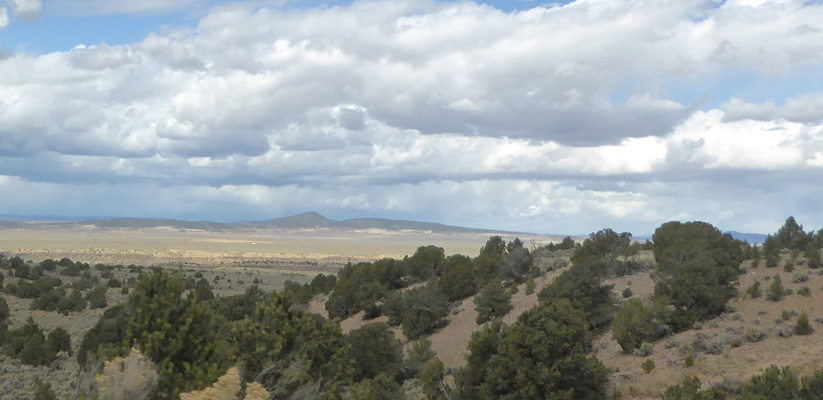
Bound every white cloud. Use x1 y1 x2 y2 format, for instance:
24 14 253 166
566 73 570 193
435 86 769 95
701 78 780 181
9 0 40 20
1 0 823 233
0 7 8 29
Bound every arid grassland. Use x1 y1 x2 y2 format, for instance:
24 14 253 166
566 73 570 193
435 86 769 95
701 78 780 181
0 224 543 271
1 217 823 400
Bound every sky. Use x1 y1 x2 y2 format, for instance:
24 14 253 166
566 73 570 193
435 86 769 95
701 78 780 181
0 0 822 235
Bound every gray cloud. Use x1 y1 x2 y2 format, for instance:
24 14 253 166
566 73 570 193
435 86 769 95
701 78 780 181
9 0 40 21
0 0 823 234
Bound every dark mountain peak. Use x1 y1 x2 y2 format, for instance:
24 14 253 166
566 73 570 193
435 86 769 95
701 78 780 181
256 211 334 229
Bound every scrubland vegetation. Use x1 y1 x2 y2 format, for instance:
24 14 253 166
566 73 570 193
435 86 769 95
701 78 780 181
0 217 822 399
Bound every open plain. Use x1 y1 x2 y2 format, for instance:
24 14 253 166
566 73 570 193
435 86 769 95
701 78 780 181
0 222 554 275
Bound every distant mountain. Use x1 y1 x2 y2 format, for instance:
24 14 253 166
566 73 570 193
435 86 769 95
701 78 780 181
6 211 510 234
244 212 502 233
726 231 768 244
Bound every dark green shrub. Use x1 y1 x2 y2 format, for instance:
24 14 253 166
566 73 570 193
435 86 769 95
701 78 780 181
662 376 727 400
86 286 108 309
474 280 512 324
767 275 785 302
456 299 608 400
538 257 615 330
81 268 231 398
347 322 403 381
799 286 812 297
743 366 799 399
56 289 86 313
622 287 633 298
33 377 56 400
0 297 8 322
404 338 436 378
795 312 814 335
401 283 449 340
612 299 668 353
47 327 71 355
524 277 535 295
747 281 762 299
30 288 66 312
641 358 655 373
784 260 795 272
437 254 477 302
106 278 122 288
382 291 405 327
3 317 56 366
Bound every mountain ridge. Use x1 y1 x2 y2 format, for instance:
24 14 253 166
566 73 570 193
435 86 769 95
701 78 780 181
1 211 514 235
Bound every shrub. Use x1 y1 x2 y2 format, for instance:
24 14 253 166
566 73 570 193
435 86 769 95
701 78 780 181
778 325 795 338
807 244 821 269
404 338 437 378
641 358 655 373
684 353 695 368
745 328 767 343
363 303 382 320
612 299 665 353
401 283 450 340
86 286 108 309
524 277 535 295
795 312 814 335
746 281 762 299
799 286 812 297
474 280 513 324
784 260 796 272
0 297 8 322
622 287 633 298
106 278 122 288
767 276 785 302
634 342 654 357
30 288 66 311
743 366 799 399
662 376 727 400
47 327 72 355
382 291 405 327
3 317 56 366
457 299 609 399
57 289 87 314
437 255 477 302
33 377 56 400
793 273 809 283
348 323 403 381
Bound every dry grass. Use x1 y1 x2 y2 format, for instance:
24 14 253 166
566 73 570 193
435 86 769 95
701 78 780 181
598 255 823 399
0 226 553 272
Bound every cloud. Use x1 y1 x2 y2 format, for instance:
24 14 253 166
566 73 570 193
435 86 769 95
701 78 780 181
1 0 823 233
723 93 823 123
49 0 208 16
9 0 40 20
0 8 8 29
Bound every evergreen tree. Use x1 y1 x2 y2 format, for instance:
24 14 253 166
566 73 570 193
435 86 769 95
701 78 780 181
806 244 821 269
767 275 785 302
474 280 513 324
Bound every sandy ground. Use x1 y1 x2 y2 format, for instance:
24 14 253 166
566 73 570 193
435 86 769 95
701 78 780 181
597 257 823 399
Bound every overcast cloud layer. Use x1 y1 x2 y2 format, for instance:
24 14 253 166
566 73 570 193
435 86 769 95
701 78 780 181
1 0 822 235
